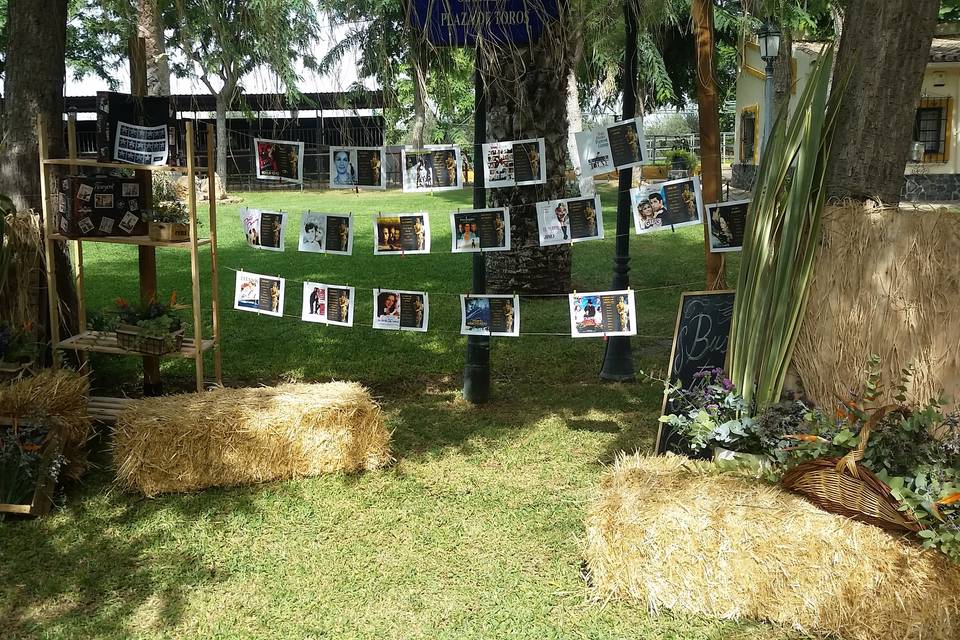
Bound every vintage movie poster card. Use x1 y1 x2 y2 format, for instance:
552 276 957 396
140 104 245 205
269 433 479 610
234 271 285 317
604 117 645 169
240 208 286 251
254 138 304 184
460 294 520 337
372 289 429 332
329 147 386 190
575 127 613 178
330 148 358 188
537 195 603 246
324 285 355 327
511 138 546 185
706 200 750 253
374 213 430 255
114 121 169 166
449 208 510 253
297 212 353 255
630 176 703 234
301 282 328 323
482 141 514 188
569 289 637 337
401 146 462 192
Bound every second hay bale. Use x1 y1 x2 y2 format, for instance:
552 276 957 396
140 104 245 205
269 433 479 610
113 382 391 496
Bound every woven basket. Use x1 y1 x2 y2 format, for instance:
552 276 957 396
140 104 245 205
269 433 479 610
780 406 923 534
115 324 183 356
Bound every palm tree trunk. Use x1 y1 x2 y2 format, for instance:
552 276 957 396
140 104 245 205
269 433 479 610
481 21 574 294
772 28 792 123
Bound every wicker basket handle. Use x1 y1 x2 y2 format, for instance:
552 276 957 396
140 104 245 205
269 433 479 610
835 404 897 478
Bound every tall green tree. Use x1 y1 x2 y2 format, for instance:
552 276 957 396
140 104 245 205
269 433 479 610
170 0 321 181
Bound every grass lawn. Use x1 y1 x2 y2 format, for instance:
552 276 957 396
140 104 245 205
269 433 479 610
0 185 806 639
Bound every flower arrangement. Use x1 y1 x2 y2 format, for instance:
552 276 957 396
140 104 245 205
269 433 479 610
0 320 38 366
113 292 184 337
0 419 63 507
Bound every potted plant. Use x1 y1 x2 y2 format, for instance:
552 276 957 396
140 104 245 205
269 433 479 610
0 321 38 380
654 368 773 473
112 293 185 355
0 417 64 516
662 149 699 175
147 197 192 243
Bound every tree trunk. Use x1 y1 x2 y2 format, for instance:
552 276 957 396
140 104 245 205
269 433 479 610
0 0 77 350
772 28 792 124
215 93 228 182
567 69 594 197
138 0 171 96
481 21 574 294
1 0 67 211
825 0 939 203
409 43 428 148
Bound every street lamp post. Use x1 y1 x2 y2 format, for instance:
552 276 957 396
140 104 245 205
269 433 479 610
757 20 781 154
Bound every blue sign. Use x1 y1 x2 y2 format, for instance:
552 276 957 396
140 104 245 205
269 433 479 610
408 0 559 47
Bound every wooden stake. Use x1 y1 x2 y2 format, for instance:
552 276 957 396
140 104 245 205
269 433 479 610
186 121 204 392
37 116 61 368
692 0 727 290
207 123 222 385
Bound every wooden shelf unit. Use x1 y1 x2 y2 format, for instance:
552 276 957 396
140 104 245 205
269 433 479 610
39 117 223 393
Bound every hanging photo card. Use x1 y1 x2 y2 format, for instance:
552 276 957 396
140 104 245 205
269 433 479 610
575 128 613 178
460 294 520 337
536 195 604 246
605 117 645 169
630 176 703 234
255 138 304 184
114 122 169 166
374 213 430 255
330 147 386 190
298 211 353 255
372 289 429 332
706 200 750 253
234 271 285 317
301 282 355 327
240 208 286 251
569 290 637 338
482 138 546 187
450 208 510 253
401 146 463 192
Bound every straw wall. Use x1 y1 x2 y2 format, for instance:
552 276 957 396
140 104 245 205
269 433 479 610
113 382 392 496
584 453 960 640
793 204 960 409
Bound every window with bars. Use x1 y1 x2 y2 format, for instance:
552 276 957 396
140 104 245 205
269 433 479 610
914 97 951 163
740 108 757 164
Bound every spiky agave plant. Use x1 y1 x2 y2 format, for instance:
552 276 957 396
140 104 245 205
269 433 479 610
727 43 846 410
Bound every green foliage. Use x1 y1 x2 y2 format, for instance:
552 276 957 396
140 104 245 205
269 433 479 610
111 293 182 337
0 320 39 364
727 43 845 410
661 148 699 172
0 421 61 506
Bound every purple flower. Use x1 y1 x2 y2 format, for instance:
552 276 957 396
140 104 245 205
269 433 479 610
722 378 734 391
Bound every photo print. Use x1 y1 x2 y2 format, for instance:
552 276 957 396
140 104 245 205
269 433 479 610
374 213 430 255
450 208 510 253
113 121 169 166
706 199 750 253
254 138 304 184
234 271 285 317
569 289 637 338
536 195 604 246
482 138 547 187
300 282 355 327
605 117 645 169
240 208 287 251
460 294 520 337
575 127 613 178
298 212 354 255
330 147 386 189
372 289 429 332
630 176 703 234
401 146 462 192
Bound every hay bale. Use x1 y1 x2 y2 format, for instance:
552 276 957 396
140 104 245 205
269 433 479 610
0 369 92 480
112 382 392 496
793 203 960 409
584 453 960 640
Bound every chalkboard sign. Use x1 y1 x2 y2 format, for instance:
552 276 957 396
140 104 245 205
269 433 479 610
655 290 736 455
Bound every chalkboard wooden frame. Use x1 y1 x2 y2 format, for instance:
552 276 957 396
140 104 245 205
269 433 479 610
655 289 736 455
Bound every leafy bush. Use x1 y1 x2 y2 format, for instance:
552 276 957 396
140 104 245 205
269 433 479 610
111 293 183 338
661 148 699 173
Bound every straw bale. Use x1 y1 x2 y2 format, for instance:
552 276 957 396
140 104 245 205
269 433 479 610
793 203 960 409
112 381 392 496
584 453 960 640
1 211 43 332
0 369 92 480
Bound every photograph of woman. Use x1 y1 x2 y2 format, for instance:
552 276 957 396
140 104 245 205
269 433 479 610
330 149 356 187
